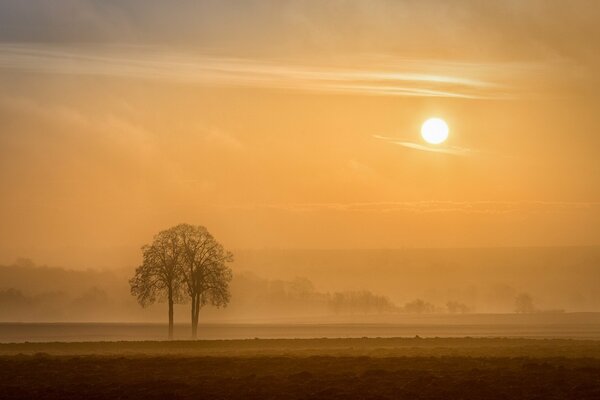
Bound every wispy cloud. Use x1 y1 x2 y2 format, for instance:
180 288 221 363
373 135 474 156
0 44 521 99
217 201 600 214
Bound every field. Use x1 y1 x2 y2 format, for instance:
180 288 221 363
1 338 600 399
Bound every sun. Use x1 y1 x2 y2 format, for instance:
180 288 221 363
421 118 449 145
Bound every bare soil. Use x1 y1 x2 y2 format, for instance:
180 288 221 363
0 338 599 399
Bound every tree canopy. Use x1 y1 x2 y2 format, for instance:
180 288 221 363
130 224 233 339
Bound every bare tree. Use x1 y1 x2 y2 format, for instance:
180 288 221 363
403 298 436 314
129 227 184 339
446 301 470 314
174 224 233 339
514 293 536 314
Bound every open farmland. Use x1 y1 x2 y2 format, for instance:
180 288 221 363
1 338 599 399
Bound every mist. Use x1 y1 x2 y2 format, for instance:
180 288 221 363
0 247 597 324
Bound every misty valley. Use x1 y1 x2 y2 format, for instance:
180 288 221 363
1 247 599 326
3 1 600 398
3 246 599 399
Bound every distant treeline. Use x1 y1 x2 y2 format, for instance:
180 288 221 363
0 258 569 322
0 261 464 321
231 273 472 315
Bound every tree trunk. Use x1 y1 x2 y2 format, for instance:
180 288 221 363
191 294 197 339
168 288 174 340
194 294 200 339
191 294 201 339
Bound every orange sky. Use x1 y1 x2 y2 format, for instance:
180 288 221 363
1 1 600 268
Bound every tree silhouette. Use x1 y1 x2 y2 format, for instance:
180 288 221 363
514 293 536 313
403 298 435 314
175 224 233 339
130 224 233 339
129 227 184 339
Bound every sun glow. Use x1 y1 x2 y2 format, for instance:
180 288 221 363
421 118 449 145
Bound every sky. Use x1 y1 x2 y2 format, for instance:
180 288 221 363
1 1 600 268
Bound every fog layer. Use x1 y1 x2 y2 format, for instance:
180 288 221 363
1 247 598 322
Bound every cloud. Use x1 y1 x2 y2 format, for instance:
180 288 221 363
0 44 520 99
373 135 474 156
216 200 600 215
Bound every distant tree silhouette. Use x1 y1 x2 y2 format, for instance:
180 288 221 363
514 293 536 313
329 291 396 315
175 224 233 339
446 301 470 314
129 227 184 339
403 298 435 314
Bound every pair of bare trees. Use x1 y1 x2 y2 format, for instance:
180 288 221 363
129 224 233 339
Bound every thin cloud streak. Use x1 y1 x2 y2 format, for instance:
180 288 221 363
0 44 518 99
216 201 600 214
373 135 474 156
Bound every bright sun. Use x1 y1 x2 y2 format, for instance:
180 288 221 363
421 118 449 145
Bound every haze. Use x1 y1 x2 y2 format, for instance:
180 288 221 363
3 4 600 399
1 1 600 268
0 0 598 325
